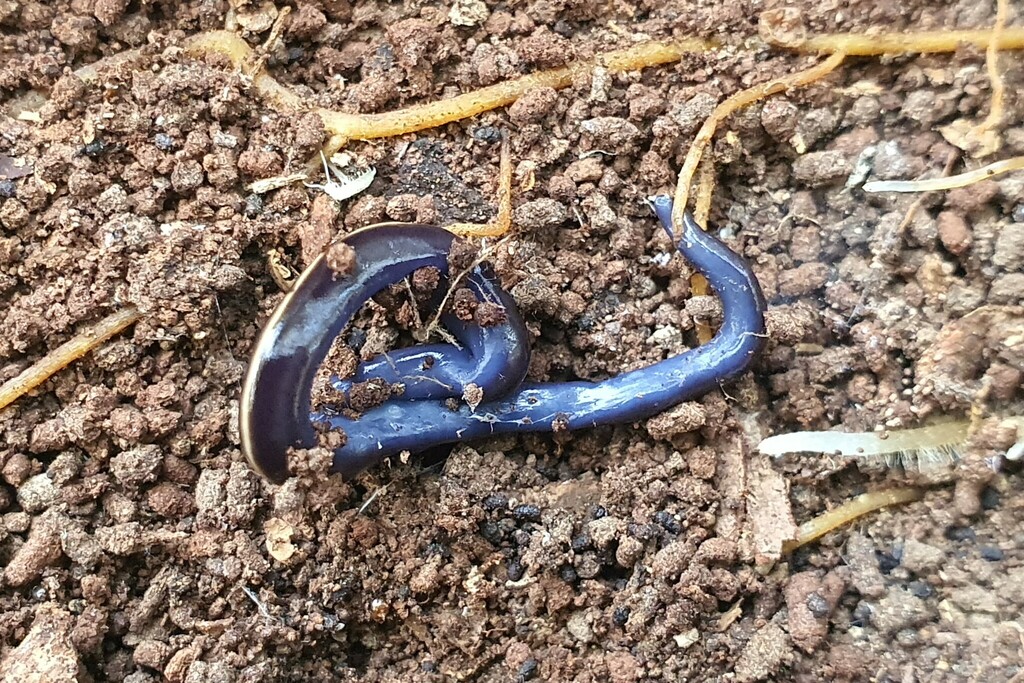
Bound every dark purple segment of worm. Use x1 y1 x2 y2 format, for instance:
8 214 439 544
240 224 529 484
329 261 526 402
312 196 766 479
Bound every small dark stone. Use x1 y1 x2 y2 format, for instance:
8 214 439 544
559 565 578 583
472 126 502 143
571 533 592 552
512 503 542 522
517 658 539 681
244 193 264 217
806 592 830 618
421 660 437 673
507 557 525 582
908 580 934 599
945 525 976 542
876 550 900 574
980 546 1004 562
482 493 509 512
654 510 681 534
591 505 607 519
154 133 176 151
480 521 504 545
980 487 1001 510
346 327 367 352
0 179 15 198
612 606 630 626
424 542 451 559
81 139 108 157
851 601 873 627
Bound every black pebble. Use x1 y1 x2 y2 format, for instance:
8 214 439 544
512 504 542 522
517 658 539 681
612 606 630 626
570 533 592 552
424 542 451 559
480 521 504 545
980 546 1005 562
908 580 934 599
945 525 976 542
806 592 831 618
481 492 509 512
0 179 15 198
472 126 502 143
851 601 873 627
346 327 367 352
980 487 1000 510
559 565 578 583
654 510 681 534
81 139 107 157
876 549 900 574
507 557 525 582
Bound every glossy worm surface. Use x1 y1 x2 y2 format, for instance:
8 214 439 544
241 196 767 483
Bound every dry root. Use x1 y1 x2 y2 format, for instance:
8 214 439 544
0 307 141 412
784 487 924 553
185 31 715 146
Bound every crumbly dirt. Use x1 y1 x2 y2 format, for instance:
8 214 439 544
1 1 1024 682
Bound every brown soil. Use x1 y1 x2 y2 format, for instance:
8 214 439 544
2 1 1023 682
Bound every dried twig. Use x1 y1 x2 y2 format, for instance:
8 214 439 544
0 307 142 411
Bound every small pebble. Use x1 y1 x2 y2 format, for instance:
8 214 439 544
154 133 175 151
244 194 264 217
979 546 1004 562
876 550 900 574
571 533 591 552
612 606 630 626
806 592 831 618
908 580 934 599
980 487 1001 510
512 504 541 522
481 493 509 512
507 557 525 581
517 658 539 681
654 510 680 534
944 526 976 542
851 602 873 627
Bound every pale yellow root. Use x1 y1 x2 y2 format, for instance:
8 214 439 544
864 155 1024 192
671 52 847 228
185 31 716 143
783 487 924 553
779 27 1024 55
691 158 717 345
974 0 1009 135
0 307 141 412
446 133 513 238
